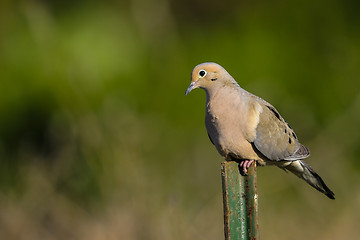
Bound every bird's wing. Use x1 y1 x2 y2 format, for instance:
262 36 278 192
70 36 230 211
249 98 310 161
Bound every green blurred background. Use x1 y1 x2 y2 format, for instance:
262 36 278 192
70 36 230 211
1 0 359 239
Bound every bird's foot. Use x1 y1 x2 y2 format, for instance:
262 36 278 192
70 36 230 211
239 159 254 175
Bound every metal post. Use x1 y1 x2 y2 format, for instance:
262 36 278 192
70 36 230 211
221 161 259 240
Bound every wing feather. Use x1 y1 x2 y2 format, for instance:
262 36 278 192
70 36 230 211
252 103 309 161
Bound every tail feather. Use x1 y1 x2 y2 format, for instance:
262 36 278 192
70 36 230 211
283 160 335 199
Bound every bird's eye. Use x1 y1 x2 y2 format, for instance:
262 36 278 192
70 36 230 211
199 70 207 78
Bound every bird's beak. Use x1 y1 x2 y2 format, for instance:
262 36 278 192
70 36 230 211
185 80 198 96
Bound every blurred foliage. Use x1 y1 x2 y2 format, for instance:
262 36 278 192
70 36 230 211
0 0 359 239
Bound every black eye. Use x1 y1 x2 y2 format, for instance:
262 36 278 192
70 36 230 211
199 70 207 77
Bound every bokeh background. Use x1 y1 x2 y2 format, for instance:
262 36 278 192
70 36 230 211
1 0 360 239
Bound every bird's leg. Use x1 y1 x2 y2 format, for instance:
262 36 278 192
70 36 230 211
239 159 254 175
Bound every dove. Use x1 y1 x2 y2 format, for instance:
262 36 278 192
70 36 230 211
185 62 335 199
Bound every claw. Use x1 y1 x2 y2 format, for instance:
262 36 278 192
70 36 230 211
240 159 254 175
246 160 253 169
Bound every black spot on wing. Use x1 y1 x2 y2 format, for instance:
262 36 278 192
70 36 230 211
287 123 292 129
266 105 281 120
292 132 297 139
288 138 292 144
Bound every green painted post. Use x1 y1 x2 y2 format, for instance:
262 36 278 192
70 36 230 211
221 161 259 240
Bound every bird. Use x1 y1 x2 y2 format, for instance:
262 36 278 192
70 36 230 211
185 62 335 199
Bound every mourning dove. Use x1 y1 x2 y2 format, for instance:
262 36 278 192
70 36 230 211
185 62 335 199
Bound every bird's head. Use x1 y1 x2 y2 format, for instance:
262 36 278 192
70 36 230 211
185 62 233 95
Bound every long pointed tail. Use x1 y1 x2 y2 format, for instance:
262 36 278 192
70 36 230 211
283 160 335 199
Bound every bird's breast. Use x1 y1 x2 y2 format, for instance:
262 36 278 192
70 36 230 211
205 94 260 160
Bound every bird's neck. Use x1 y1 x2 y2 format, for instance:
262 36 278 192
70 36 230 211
205 86 221 104
205 81 241 102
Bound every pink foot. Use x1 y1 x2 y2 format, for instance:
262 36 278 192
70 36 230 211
239 160 254 175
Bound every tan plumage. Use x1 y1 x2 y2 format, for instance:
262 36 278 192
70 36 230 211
186 62 334 199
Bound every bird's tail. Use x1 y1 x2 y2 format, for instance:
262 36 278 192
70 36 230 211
283 160 335 199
